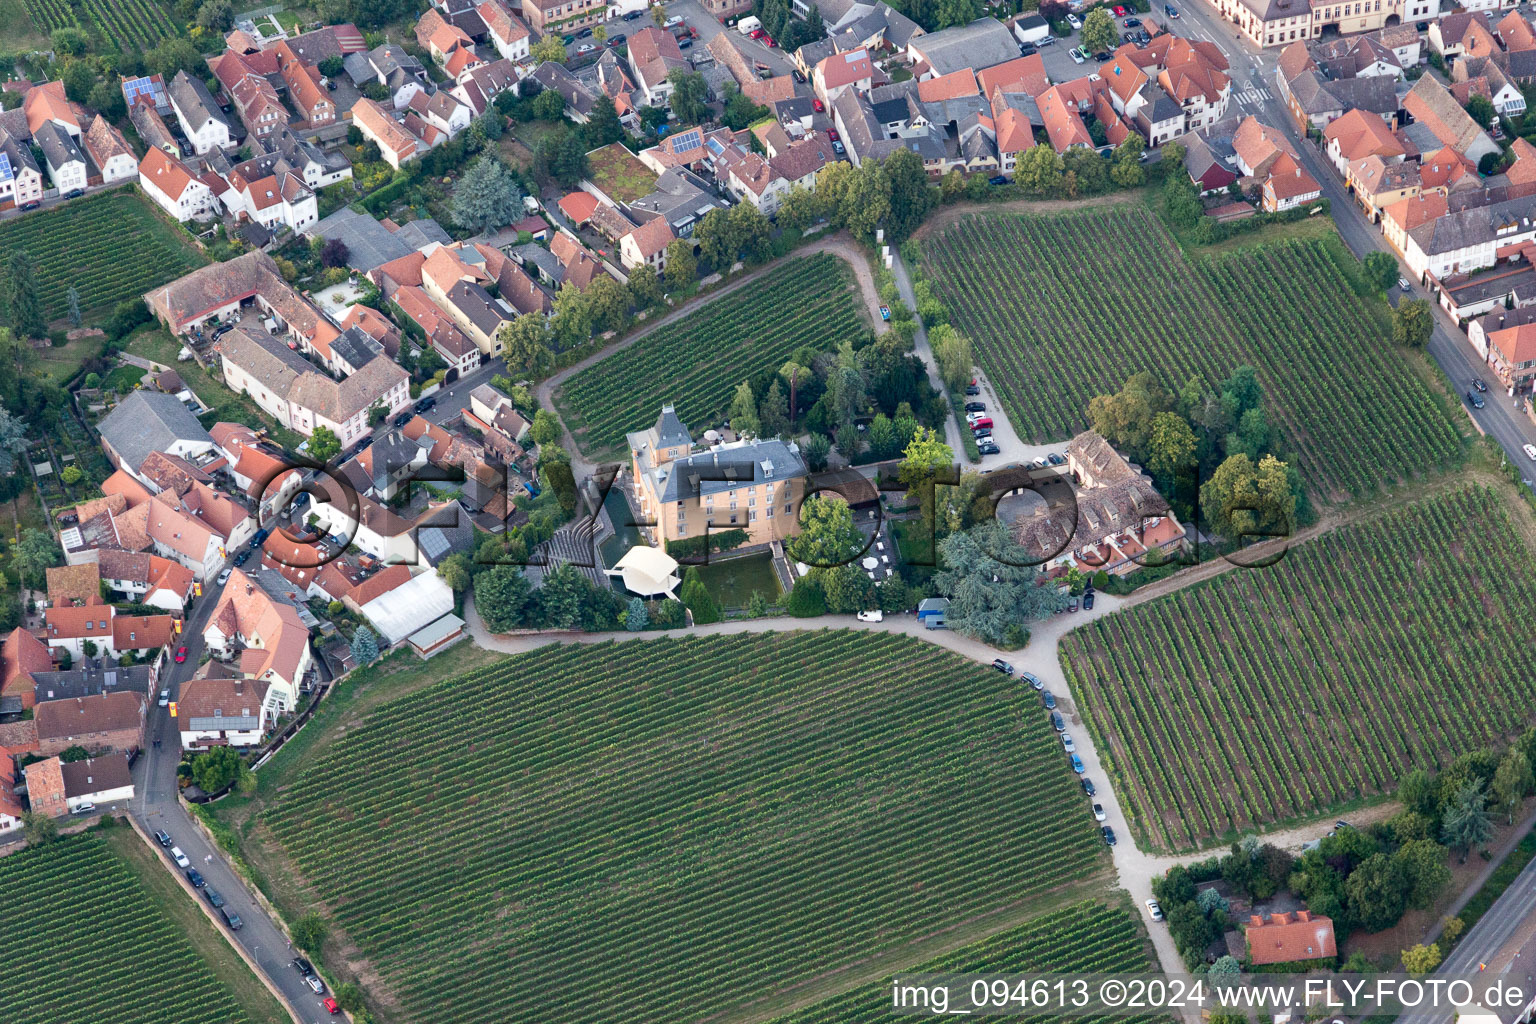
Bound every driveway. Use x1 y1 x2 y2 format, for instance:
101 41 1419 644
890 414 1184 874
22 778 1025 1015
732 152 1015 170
663 0 795 76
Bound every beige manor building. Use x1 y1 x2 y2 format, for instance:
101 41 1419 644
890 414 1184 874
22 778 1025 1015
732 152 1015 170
628 405 808 546
1210 0 1442 50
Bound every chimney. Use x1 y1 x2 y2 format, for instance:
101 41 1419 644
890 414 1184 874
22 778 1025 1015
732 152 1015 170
1296 910 1311 922
1249 915 1264 927
1273 911 1291 925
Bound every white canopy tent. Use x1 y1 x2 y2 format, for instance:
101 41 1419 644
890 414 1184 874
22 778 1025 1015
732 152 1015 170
609 545 681 599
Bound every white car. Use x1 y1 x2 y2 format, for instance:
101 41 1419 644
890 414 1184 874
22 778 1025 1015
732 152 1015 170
1525 444 1536 461
664 14 683 26
72 802 95 814
217 568 231 585
1070 46 1086 64
1146 898 1165 921
158 689 170 707
1067 12 1082 28
1092 803 1106 821
171 847 191 868
1061 733 1076 753
576 43 596 53
856 610 884 622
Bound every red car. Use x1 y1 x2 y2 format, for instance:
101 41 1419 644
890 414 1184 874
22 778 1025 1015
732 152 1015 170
813 97 824 112
749 27 764 37
765 35 777 46
827 127 839 141
174 646 188 663
323 997 341 1014
1112 4 1128 13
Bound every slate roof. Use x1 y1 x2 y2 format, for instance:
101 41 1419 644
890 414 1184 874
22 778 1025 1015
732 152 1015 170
97 391 212 472
33 662 154 704
169 70 233 135
35 120 83 172
908 18 1020 77
649 437 808 503
61 753 133 797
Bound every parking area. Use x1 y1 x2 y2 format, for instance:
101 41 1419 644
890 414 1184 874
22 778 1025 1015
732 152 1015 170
661 0 796 76
1028 7 1175 81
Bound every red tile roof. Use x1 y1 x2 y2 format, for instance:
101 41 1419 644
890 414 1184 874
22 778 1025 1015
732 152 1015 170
1246 911 1336 965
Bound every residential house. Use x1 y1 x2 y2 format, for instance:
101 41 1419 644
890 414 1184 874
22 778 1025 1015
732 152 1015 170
96 391 214 484
209 49 289 143
478 0 531 61
453 59 520 115
814 48 874 106
210 423 304 524
59 754 135 809
35 122 87 195
348 44 429 109
417 7 475 63
1209 0 1439 49
1276 40 1402 130
224 151 319 233
23 80 81 138
260 126 353 190
1402 74 1500 165
1246 911 1337 966
1454 55 1527 116
627 404 809 545
1480 305 1536 387
22 758 66 817
138 147 220 222
421 244 511 356
169 70 236 154
905 18 1019 78
352 97 425 168
522 0 607 35
81 116 137 185
96 550 196 611
130 103 180 158
33 688 147 755
629 26 689 105
1497 10 1536 51
278 47 338 128
1403 193 1536 281
0 129 44 210
1 627 54 712
199 568 313 732
177 674 274 749
1430 12 1500 60
120 72 172 116
1323 107 1405 175
1262 152 1322 211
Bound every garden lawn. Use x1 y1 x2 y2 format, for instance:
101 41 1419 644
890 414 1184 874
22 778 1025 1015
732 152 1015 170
0 831 279 1024
557 253 866 456
921 206 1461 504
257 630 1107 1024
1060 486 1536 852
0 188 205 324
690 550 780 608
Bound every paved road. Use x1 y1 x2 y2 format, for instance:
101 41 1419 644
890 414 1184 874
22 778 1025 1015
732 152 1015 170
1168 0 1536 473
130 585 339 1024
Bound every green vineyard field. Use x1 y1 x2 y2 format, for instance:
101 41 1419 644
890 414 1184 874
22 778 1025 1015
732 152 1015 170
920 207 1460 502
260 630 1105 1024
558 253 865 454
1061 487 1536 852
0 188 206 324
20 0 178 49
765 900 1160 1024
0 833 258 1024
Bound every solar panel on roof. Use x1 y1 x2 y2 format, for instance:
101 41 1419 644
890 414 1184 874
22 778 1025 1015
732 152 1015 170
673 128 701 151
705 137 724 155
0 153 12 184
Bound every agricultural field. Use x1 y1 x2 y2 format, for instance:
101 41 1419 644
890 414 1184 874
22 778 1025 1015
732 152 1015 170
20 0 178 48
0 833 263 1024
0 188 205 325
1060 486 1536 852
765 900 1159 1024
259 630 1105 1024
920 207 1461 503
558 253 866 455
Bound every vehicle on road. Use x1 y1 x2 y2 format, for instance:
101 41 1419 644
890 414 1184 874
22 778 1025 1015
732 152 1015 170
991 659 1014 675
1071 754 1086 773
664 14 683 26
856 609 883 622
217 568 231 585
220 906 243 930
174 646 188 663
968 416 993 430
185 867 205 888
1062 733 1075 752
1070 46 1086 63
1093 803 1106 821
813 97 824 111
828 127 839 141
158 689 170 707
1525 444 1536 461
1398 276 1411 290
1042 691 1056 709
1081 777 1095 796
204 887 225 908
324 997 341 1014
1051 711 1066 732
1123 14 1139 24
1468 391 1486 409
1067 12 1082 27
1164 3 1178 15
1048 453 1066 465
154 830 172 847
1101 825 1117 845
988 174 1009 186
293 957 315 976
393 411 412 427
965 384 981 396
964 402 985 412
306 975 326 995
414 396 437 413
1473 378 1488 392
171 847 190 868
832 139 844 155
73 801 95 814
1146 898 1164 920
1023 671 1043 690
623 9 642 17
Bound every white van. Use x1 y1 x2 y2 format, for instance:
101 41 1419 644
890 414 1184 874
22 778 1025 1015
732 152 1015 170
737 14 761 33
1525 444 1536 461
856 610 883 622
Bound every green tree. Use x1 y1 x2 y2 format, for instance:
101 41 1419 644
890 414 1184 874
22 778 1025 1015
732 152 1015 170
190 746 250 793
928 323 973 392
50 26 88 55
291 912 327 955
531 88 566 121
842 161 892 241
1362 251 1398 293
61 465 82 485
308 425 342 463
821 562 875 613
0 407 28 476
667 70 709 124
787 495 864 568
1015 144 1063 194
13 529 60 590
336 983 365 1013
776 185 823 232
528 409 561 447
1110 136 1146 188
1399 768 1439 817
196 0 234 29
473 565 533 631
802 432 832 471
1148 411 1197 480
722 84 769 130
1080 7 1118 54
678 565 722 624
61 59 96 104
1401 943 1442 975
1208 955 1241 977
437 552 472 593
1440 778 1495 860
1466 93 1495 128
628 263 662 308
625 596 649 631
21 811 58 845
865 413 900 460
1392 298 1434 347
1344 852 1410 933
728 381 761 438
1393 839 1452 910
1492 747 1534 823
759 379 789 437
1162 172 1203 230
1088 372 1173 459
935 519 1069 644
350 625 379 665
531 34 567 63
663 239 697 290
883 148 937 242
1198 453 1296 545
451 156 525 234
499 314 554 377
5 250 46 339
59 745 90 763
583 95 625 147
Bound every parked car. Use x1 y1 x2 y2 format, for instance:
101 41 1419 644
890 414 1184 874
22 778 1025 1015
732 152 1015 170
1067 12 1082 27
991 659 1014 675
306 975 326 995
1032 457 1048 469
663 14 683 26
1042 691 1056 709
205 887 225 908
979 443 1000 455
293 958 315 977
1122 31 1138 43
1051 711 1066 732
1524 444 1536 461
964 402 985 412
1101 825 1117 845
964 383 981 396
1070 46 1086 63
812 97 824 111
1468 390 1486 409
158 689 170 707
174 646 188 663
1146 898 1164 920
414 396 437 413
624 9 642 17
1473 378 1489 392
1164 3 1178 15
831 139 844 155
879 304 891 321
1082 592 1096 610
154 830 172 847
1023 671 1043 690
324 997 342 1015
969 417 994 430
988 174 1009 185
220 906 243 930
1398 276 1411 290
1093 803 1106 821
1035 34 1054 45
171 847 191 868
1113 4 1129 14
1093 50 1112 60
792 68 806 82
678 37 693 48
1019 41 1037 54
1062 733 1076 752
73 802 95 814
1081 777 1096 796
576 43 596 53
856 609 884 622
185 867 206 888
217 568 231 585
1123 14 1140 24
393 411 412 427
828 127 839 141
1047 453 1066 465
1071 754 1085 774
